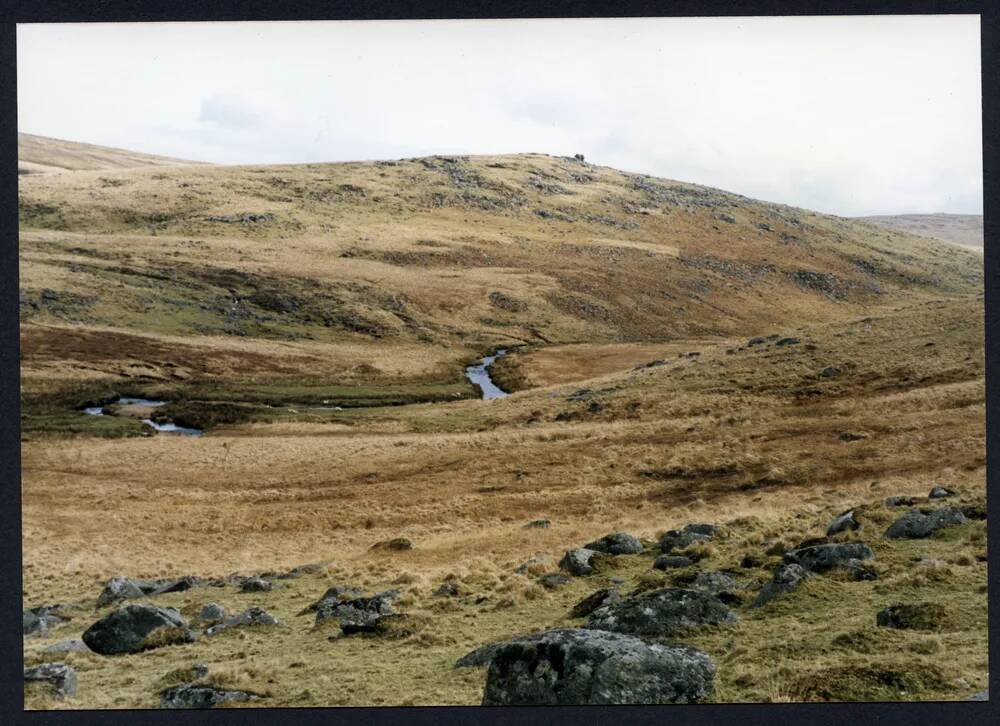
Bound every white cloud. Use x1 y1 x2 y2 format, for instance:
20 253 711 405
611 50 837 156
17 16 982 216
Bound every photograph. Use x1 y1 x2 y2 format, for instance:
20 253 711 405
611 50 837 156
16 14 988 710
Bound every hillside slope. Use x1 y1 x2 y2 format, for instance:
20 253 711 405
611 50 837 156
856 213 984 250
18 132 206 175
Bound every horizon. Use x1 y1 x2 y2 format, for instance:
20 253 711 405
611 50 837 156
17 17 983 218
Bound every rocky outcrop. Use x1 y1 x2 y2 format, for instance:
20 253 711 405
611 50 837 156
885 507 967 539
82 605 195 655
481 628 715 705
315 590 400 634
586 587 737 637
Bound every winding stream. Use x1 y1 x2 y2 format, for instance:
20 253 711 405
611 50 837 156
465 349 510 400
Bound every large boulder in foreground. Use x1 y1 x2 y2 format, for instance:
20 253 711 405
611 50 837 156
24 663 77 699
885 507 967 539
82 605 196 655
481 628 715 705
586 588 737 637
782 542 874 573
583 532 643 555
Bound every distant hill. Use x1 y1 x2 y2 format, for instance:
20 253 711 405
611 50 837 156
18 132 206 174
856 213 983 249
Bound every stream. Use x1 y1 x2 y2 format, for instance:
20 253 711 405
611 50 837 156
465 349 510 400
83 397 203 436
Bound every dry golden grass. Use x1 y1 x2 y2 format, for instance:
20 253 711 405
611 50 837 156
19 141 985 708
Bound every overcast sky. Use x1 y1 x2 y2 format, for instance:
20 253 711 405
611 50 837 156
18 16 982 217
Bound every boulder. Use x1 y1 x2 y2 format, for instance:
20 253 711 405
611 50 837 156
196 603 227 624
654 555 694 570
481 628 715 705
315 590 399 633
523 519 551 529
659 524 717 553
928 486 956 499
370 537 413 551
559 548 598 576
782 542 874 573
161 683 256 709
82 605 195 655
885 495 918 507
238 576 273 593
583 532 643 555
751 563 810 608
586 587 737 637
151 576 202 595
686 571 740 597
432 582 461 598
23 608 67 637
843 559 878 581
539 573 571 589
42 639 91 655
205 607 279 636
875 603 947 631
299 584 366 614
24 662 77 698
569 588 621 618
885 507 967 539
455 640 507 668
95 576 147 608
827 509 860 536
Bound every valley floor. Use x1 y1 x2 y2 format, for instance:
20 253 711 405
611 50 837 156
21 294 987 707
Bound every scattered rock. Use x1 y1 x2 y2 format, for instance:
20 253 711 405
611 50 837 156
842 559 878 581
966 690 988 701
432 582 461 598
686 571 740 597
205 607 279 636
82 605 196 655
885 495 918 507
515 554 557 576
928 486 956 499
569 588 621 618
559 548 598 576
876 602 948 631
161 683 257 709
42 639 90 655
654 555 694 570
884 507 967 539
538 573 571 589
775 337 800 347
838 431 869 442
751 563 810 608
481 628 715 705
315 590 399 634
23 608 68 637
659 524 717 553
95 576 147 608
573 153 585 162
960 504 986 520
583 532 643 555
195 603 227 625
24 662 77 698
586 587 737 637
827 509 861 536
370 537 413 551
523 519 551 529
239 576 273 593
782 542 874 573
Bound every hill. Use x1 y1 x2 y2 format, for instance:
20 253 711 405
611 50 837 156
18 140 986 708
856 213 983 250
18 132 206 175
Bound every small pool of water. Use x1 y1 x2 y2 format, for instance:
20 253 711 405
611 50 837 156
466 349 509 400
141 419 203 437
